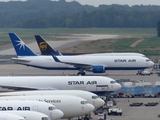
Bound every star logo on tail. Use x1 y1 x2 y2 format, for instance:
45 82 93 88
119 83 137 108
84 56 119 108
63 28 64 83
16 40 26 50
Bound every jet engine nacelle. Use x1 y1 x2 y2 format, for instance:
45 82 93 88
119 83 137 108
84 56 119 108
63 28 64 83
92 66 105 73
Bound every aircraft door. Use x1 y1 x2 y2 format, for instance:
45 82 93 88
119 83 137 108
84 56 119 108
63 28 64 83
32 105 39 111
96 85 109 96
96 85 108 91
48 106 54 119
110 84 113 91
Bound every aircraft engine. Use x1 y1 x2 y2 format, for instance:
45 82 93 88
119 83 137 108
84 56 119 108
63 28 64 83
92 66 105 73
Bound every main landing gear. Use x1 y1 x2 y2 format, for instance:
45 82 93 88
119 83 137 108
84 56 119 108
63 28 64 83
77 69 86 76
77 71 86 76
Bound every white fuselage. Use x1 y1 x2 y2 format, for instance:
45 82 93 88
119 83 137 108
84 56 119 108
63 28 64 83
0 95 95 118
1 111 51 120
0 113 25 120
0 100 63 120
12 55 154 70
0 76 121 93
0 90 105 109
82 52 145 56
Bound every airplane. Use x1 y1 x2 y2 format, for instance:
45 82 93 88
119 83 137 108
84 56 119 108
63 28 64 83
0 100 64 120
35 35 145 56
1 111 51 120
0 113 25 120
0 76 121 94
9 33 154 75
0 90 105 109
0 95 95 119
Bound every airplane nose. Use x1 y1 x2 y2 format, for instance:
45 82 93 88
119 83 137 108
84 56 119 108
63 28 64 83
95 98 105 109
86 104 95 113
115 83 121 91
150 61 154 66
52 109 64 120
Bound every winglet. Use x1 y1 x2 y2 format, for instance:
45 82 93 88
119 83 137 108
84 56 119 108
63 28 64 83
56 50 63 56
51 53 61 62
35 35 63 56
9 33 36 56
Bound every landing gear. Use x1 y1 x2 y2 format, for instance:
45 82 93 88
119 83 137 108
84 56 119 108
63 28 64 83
78 114 91 120
77 71 86 76
77 69 86 76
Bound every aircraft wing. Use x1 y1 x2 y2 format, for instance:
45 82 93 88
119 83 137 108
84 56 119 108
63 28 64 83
0 85 57 91
51 53 93 69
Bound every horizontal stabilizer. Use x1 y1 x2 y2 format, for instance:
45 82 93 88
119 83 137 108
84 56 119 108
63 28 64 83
11 58 31 63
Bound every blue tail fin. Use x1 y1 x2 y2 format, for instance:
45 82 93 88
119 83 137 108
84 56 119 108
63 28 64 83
9 33 36 56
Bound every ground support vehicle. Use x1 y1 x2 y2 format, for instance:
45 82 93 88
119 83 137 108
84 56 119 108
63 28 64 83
145 102 159 106
130 102 143 106
108 106 122 116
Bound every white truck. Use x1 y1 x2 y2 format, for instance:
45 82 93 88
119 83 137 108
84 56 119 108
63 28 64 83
137 70 152 75
108 106 122 116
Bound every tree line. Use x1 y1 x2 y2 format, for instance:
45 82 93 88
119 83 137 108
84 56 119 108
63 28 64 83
0 0 160 29
20 9 160 28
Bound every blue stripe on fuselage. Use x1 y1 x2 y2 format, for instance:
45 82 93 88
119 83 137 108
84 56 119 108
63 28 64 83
14 63 148 70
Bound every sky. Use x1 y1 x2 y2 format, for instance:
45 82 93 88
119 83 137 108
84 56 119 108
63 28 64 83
1 0 160 7
67 0 160 7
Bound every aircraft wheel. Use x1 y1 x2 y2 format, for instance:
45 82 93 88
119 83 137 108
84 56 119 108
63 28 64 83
77 72 82 76
83 116 89 120
81 72 86 76
77 72 86 76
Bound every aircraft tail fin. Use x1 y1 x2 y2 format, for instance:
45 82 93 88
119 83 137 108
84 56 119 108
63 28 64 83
35 35 63 56
8 33 37 56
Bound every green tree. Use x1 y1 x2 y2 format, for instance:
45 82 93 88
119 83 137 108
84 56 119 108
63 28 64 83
157 20 160 37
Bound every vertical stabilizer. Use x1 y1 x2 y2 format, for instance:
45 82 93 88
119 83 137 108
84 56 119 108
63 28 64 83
9 33 36 56
35 35 62 56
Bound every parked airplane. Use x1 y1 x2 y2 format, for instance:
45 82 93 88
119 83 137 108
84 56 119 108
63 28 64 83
0 113 25 120
35 35 145 56
1 111 51 120
0 90 105 109
9 33 154 75
0 76 121 94
0 100 63 120
0 95 95 118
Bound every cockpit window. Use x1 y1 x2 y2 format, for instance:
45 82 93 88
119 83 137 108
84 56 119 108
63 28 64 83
110 81 116 84
81 101 86 104
92 96 99 99
42 117 51 120
81 101 89 104
48 106 55 110
146 59 150 62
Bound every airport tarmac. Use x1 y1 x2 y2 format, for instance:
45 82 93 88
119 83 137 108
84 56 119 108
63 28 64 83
0 33 159 120
0 64 160 120
0 63 159 84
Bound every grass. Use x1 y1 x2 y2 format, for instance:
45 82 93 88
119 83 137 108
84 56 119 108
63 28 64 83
62 36 160 57
0 27 154 43
0 28 159 57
